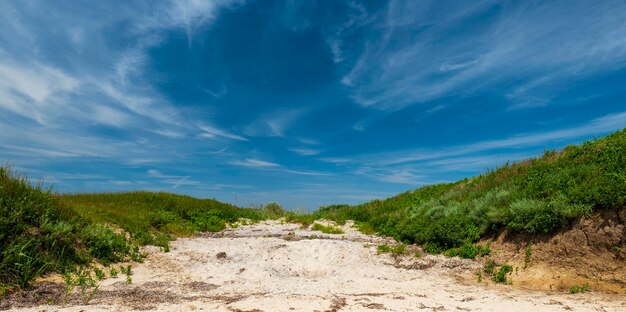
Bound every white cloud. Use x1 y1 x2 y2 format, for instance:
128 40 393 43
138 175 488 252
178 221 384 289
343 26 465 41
229 158 330 176
358 111 626 167
339 0 626 110
289 148 322 156
244 108 307 137
199 125 248 141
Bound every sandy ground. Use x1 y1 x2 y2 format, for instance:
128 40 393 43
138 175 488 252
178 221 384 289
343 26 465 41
4 220 626 311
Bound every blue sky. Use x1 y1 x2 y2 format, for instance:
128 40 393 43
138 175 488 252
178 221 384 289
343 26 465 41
1 1 626 210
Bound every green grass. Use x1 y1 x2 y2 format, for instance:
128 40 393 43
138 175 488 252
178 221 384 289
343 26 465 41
314 128 626 256
0 167 279 293
311 223 344 234
0 166 135 291
492 264 513 284
569 283 591 294
376 243 406 255
61 192 274 243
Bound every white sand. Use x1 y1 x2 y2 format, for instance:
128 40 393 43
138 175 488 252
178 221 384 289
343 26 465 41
16 220 626 311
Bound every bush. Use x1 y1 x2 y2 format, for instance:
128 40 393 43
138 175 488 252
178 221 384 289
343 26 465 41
83 225 130 264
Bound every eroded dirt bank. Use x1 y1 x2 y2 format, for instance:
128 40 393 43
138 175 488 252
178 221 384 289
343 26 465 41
485 208 626 293
2 220 625 311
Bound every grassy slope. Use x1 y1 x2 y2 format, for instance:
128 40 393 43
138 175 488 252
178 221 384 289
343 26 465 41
61 192 270 245
315 128 626 254
0 171 277 292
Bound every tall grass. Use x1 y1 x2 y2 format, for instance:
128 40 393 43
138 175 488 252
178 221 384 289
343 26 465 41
1 169 282 292
0 167 130 290
315 128 626 255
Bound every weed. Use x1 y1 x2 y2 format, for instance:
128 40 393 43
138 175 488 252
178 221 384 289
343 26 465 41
444 242 490 259
311 223 344 234
62 268 99 305
377 244 392 254
492 264 513 284
376 243 406 255
391 244 406 255
93 268 105 281
570 284 591 294
524 245 532 269
483 260 495 275
109 267 118 278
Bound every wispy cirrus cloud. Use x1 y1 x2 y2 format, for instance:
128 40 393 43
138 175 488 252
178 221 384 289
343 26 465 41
339 0 626 110
229 158 330 176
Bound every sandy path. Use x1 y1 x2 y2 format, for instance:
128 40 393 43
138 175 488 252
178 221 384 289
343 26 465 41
6 220 625 311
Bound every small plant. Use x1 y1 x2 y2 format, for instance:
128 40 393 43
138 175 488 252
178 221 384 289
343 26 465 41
62 268 99 305
377 244 392 254
93 268 105 281
483 260 495 275
120 265 133 285
492 264 513 284
569 283 591 294
120 265 132 276
311 223 344 234
62 272 77 305
524 245 532 269
109 267 118 278
391 244 406 255
444 242 490 259
476 271 482 283
414 252 422 258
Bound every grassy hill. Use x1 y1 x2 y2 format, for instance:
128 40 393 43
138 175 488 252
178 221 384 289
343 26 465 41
0 168 277 293
315 128 626 255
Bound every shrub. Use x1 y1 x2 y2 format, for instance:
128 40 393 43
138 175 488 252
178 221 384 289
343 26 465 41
83 225 130 264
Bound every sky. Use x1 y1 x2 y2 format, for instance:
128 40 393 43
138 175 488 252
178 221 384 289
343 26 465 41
1 0 626 211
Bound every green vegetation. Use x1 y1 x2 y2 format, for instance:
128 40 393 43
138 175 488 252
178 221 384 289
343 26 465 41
524 245 532 269
492 264 513 284
569 283 591 294
314 129 626 256
0 166 279 293
311 223 345 234
376 243 406 255
443 242 490 259
62 192 275 245
0 166 133 290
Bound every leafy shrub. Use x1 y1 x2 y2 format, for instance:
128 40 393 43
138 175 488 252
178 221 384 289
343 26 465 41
191 211 226 232
444 242 490 259
83 225 130 264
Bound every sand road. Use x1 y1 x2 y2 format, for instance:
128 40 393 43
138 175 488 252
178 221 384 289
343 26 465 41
5 220 625 311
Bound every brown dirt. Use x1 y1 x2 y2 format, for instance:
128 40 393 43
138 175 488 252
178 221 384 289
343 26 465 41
480 207 626 293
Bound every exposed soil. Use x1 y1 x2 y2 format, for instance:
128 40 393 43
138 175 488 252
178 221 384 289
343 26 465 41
2 219 625 311
484 207 626 293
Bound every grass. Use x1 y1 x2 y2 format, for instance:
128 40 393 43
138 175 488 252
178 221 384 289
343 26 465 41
570 283 591 294
376 243 406 255
311 223 345 234
0 166 280 293
492 264 513 284
314 128 626 256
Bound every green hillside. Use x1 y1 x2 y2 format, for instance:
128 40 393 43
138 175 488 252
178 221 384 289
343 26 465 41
315 128 626 254
0 169 274 292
